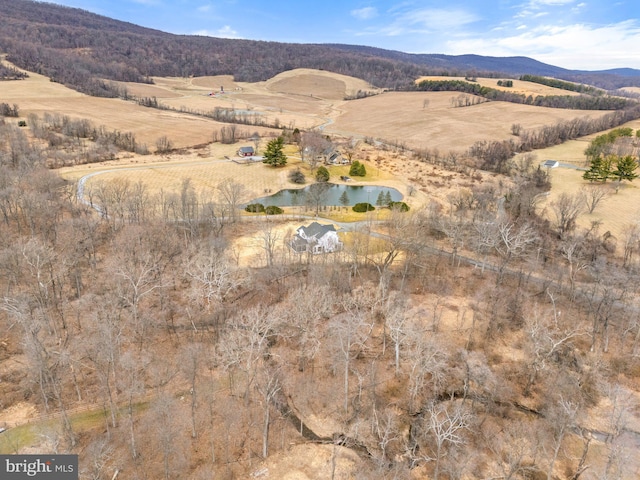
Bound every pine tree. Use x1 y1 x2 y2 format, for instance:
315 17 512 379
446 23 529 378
339 190 350 207
376 191 385 206
383 191 392 205
612 155 638 187
582 155 612 182
262 137 287 167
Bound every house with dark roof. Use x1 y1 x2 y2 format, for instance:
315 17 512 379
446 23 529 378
238 146 255 157
290 222 343 254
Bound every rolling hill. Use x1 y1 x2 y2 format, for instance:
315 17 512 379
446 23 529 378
1 0 640 98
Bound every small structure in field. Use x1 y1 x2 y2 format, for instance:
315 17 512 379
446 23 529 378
238 146 255 157
542 160 559 169
290 222 343 254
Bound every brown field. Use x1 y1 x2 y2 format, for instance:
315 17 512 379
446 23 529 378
326 91 612 151
533 118 640 239
416 75 584 97
1 62 277 148
4 57 638 239
621 86 640 95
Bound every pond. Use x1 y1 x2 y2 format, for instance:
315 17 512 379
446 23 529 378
251 183 403 207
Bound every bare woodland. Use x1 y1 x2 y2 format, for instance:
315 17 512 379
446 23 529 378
1 1 640 477
2 105 640 480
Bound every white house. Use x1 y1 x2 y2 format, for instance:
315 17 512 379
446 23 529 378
290 222 343 254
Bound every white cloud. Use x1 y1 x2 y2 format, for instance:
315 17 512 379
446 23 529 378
400 8 479 30
527 0 576 6
444 20 640 70
365 7 479 38
197 4 212 13
193 25 241 39
351 7 378 20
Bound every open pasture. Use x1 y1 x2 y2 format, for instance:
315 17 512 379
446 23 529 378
416 75 585 97
326 91 612 151
0 65 260 149
80 158 296 200
533 118 640 239
265 68 378 98
6 59 635 238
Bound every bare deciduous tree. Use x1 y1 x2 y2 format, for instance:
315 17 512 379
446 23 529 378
582 183 612 214
217 178 247 223
551 192 583 239
413 401 471 480
328 306 372 414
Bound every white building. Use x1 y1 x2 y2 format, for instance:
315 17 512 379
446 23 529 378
290 222 343 254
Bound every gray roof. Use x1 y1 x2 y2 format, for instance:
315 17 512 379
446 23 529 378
299 222 336 239
542 160 559 168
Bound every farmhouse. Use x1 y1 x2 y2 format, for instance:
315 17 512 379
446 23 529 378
238 146 255 157
325 150 345 165
290 222 343 254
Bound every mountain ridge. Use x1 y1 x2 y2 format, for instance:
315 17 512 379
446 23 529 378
1 0 639 95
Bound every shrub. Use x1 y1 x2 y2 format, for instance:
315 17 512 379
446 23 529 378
245 203 265 213
349 160 366 177
265 205 283 215
17 120 27 127
352 202 375 213
316 166 330 182
388 201 410 212
288 168 306 184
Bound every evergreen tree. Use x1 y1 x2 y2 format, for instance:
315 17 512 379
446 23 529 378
263 136 287 167
339 190 350 207
349 160 366 177
583 155 613 182
383 191 392 205
316 165 330 182
375 191 385 206
613 155 638 184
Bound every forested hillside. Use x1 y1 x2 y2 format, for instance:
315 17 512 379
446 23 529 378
1 0 640 98
0 0 427 95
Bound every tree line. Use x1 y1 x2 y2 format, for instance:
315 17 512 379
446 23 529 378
415 79 636 110
0 62 27 80
519 74 606 96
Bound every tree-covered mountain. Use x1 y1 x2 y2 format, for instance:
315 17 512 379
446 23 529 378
1 0 639 97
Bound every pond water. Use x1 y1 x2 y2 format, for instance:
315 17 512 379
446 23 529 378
251 183 403 207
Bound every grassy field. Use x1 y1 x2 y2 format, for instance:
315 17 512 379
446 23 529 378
5 58 639 238
327 90 613 152
532 118 640 239
416 75 585 97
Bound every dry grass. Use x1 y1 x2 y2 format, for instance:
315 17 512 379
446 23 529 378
416 75 584 97
326 91 611 152
6 57 639 241
531 119 640 239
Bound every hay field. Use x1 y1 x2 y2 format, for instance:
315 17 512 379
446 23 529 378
82 159 297 200
621 87 640 95
533 118 640 239
0 65 262 149
6 56 634 237
265 68 378 97
326 91 611 151
416 75 584 97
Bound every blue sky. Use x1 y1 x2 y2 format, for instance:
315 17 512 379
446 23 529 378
47 0 640 70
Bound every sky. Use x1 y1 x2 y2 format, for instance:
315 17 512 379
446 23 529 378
46 0 640 71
